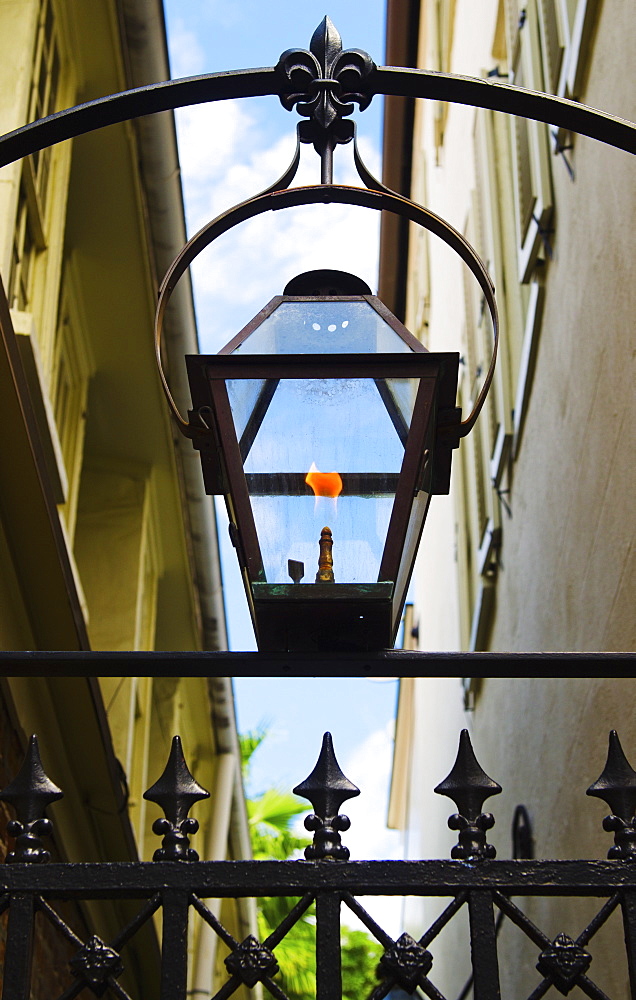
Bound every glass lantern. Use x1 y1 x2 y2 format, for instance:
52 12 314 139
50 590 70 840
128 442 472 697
186 271 460 652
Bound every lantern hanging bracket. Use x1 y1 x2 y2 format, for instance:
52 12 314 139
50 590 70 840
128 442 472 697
155 179 497 445
154 15 497 445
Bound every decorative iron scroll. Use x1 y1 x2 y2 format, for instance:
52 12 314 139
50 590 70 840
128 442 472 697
1 730 635 1000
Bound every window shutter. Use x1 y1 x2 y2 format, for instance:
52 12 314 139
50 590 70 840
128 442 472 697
510 0 554 282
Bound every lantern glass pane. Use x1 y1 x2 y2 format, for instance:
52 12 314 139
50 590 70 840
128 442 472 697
393 484 430 623
226 375 421 584
225 377 268 441
232 300 414 355
385 376 417 426
250 493 394 585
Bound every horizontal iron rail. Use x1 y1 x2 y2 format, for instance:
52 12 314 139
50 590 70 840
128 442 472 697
1 860 636 897
0 650 633 676
0 65 634 171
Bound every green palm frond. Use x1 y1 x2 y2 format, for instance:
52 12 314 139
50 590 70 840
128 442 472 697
251 828 309 862
239 725 269 781
259 908 316 1000
248 787 307 833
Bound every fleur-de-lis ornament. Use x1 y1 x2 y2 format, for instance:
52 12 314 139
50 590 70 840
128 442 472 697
587 730 636 859
276 17 375 179
435 730 502 861
144 736 209 861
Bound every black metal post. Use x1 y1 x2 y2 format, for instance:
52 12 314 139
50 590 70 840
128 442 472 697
622 892 636 1000
316 891 342 1000
468 891 501 1000
320 136 334 184
1 894 34 1000
160 890 190 1000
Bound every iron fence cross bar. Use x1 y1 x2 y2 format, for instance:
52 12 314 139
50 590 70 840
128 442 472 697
1 859 636 897
1 861 636 1000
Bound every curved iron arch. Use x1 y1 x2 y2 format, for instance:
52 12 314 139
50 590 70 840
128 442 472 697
0 64 634 169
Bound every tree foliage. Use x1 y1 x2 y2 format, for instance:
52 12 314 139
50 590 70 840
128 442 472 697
240 730 384 1000
341 928 384 1000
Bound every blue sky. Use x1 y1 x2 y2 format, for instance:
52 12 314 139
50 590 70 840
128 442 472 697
164 2 386 146
163 0 389 653
234 674 404 932
161 3 403 925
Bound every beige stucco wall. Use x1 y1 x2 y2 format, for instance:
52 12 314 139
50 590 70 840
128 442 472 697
394 675 636 995
487 1 636 652
388 0 636 991
407 0 635 653
472 676 635 995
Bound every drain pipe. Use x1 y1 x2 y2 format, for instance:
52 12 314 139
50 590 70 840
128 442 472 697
116 0 228 652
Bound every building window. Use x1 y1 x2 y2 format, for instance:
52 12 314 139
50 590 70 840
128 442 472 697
473 108 516 481
8 0 61 314
454 201 502 651
52 277 93 541
537 0 566 94
554 0 599 98
509 0 554 283
427 0 457 155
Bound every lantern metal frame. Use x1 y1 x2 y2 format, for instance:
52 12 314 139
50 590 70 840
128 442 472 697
186 288 460 651
153 182 499 443
150 148 500 650
154 174 498 651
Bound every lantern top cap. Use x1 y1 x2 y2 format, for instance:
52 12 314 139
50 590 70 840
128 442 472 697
283 269 372 296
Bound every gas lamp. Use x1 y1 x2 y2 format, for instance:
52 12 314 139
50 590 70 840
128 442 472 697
185 268 461 651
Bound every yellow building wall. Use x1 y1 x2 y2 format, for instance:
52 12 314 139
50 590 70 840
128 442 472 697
0 0 215 654
0 2 251 996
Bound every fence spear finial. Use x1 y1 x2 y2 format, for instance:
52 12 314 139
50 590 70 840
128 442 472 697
435 729 501 861
144 735 209 861
587 730 636 859
0 734 63 863
294 732 359 860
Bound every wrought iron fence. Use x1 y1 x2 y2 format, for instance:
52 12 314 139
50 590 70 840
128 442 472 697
1 729 636 1000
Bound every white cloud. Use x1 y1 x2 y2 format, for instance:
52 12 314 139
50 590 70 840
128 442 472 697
168 19 207 78
343 722 402 862
174 99 382 351
175 100 264 224
191 203 380 351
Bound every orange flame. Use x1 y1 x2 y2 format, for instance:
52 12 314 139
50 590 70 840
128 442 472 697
305 462 343 499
